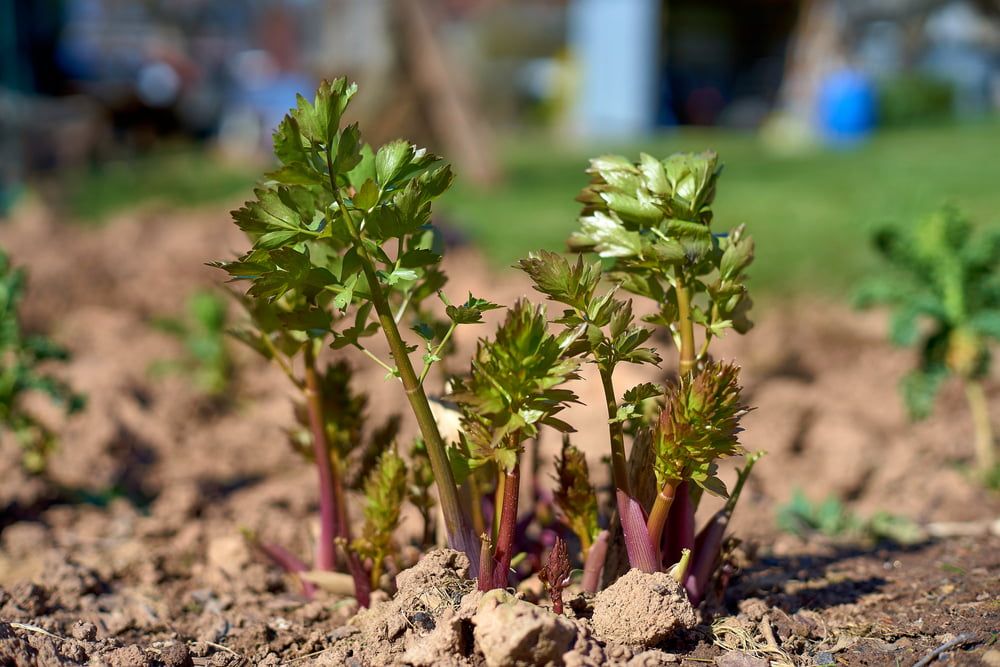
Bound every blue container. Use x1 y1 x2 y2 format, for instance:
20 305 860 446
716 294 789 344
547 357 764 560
816 69 877 145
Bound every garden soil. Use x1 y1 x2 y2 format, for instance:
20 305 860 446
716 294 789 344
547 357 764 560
1 201 998 666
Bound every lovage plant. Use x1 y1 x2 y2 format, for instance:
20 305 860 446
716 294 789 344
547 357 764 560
450 300 580 590
855 205 1000 479
0 248 84 473
216 79 498 600
523 150 760 605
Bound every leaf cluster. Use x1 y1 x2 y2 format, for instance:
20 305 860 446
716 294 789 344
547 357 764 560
0 249 85 473
568 151 754 347
519 251 660 374
351 446 408 572
653 361 749 495
552 438 600 554
854 206 1000 418
451 300 581 472
215 78 494 377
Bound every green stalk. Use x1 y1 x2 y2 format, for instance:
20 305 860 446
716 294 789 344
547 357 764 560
599 366 631 496
674 270 696 375
338 195 478 567
646 479 678 552
964 379 996 474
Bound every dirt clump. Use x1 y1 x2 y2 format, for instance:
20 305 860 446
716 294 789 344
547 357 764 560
473 589 577 667
325 549 478 665
591 569 698 648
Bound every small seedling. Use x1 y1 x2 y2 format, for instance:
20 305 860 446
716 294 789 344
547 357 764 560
352 445 408 589
855 205 1000 479
552 437 601 559
0 248 84 473
538 536 571 614
150 289 233 397
450 300 580 590
777 489 924 545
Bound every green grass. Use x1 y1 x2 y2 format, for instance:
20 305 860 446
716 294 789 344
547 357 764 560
440 121 1000 297
62 147 257 222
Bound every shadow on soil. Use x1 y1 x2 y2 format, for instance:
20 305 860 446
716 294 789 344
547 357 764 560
726 539 936 614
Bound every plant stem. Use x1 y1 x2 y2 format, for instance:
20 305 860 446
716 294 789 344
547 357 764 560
418 322 457 384
303 344 371 607
478 532 494 592
340 206 480 573
646 479 678 557
599 366 631 496
491 460 521 590
468 472 486 538
685 452 761 605
663 480 694 566
582 530 609 594
303 343 341 572
675 270 696 375
964 379 996 474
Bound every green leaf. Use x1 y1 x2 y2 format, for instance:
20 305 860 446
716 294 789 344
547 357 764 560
354 179 379 210
445 293 502 325
575 211 643 258
375 140 415 187
518 251 601 311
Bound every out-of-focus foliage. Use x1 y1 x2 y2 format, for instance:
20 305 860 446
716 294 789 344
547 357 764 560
0 249 85 473
854 206 1000 418
877 74 954 128
777 489 924 545
151 290 233 396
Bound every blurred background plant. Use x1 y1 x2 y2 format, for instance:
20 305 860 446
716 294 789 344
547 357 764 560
150 289 234 398
854 206 1000 482
0 247 85 473
777 489 925 545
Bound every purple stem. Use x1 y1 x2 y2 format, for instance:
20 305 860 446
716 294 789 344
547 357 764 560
684 511 728 605
491 463 521 589
684 453 760 606
582 530 610 594
255 541 317 598
617 490 660 573
663 480 694 566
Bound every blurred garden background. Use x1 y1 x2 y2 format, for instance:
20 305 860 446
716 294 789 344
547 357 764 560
3 0 999 297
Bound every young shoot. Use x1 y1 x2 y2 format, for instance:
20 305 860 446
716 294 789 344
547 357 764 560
216 79 499 576
450 300 581 590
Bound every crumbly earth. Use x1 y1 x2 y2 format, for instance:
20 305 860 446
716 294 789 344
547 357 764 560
0 201 998 666
591 570 698 647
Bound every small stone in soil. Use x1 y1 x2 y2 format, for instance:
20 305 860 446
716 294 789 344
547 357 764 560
715 652 769 667
473 590 577 667
71 619 98 641
159 642 194 667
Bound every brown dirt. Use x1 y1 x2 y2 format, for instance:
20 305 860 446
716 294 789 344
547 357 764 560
591 570 697 647
0 199 998 666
